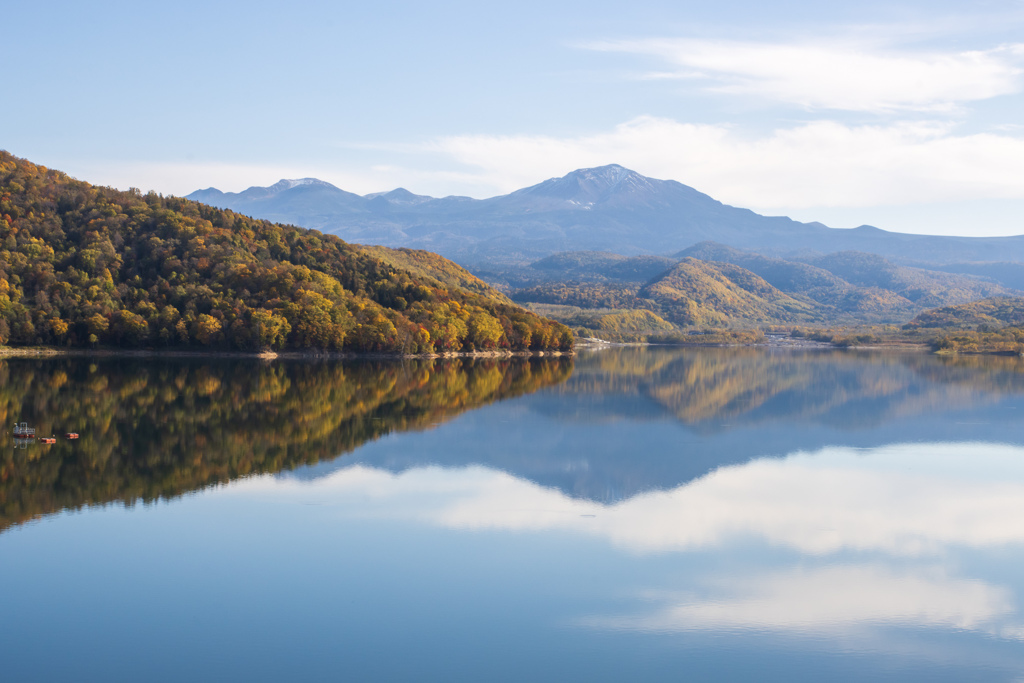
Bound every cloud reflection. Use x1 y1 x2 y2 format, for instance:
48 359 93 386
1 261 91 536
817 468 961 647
255 442 1024 558
581 565 1017 636
244 441 1024 638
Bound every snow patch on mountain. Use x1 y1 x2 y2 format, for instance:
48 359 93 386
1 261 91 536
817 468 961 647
267 178 338 192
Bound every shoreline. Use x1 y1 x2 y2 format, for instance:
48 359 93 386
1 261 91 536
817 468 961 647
576 338 935 353
5 338 1016 359
0 346 575 361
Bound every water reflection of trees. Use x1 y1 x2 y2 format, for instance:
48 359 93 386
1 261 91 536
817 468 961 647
7 348 1024 530
0 357 572 532
567 347 1024 429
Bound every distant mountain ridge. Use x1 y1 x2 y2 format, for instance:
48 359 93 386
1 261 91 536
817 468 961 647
505 242 1018 331
188 164 1024 266
674 242 1012 315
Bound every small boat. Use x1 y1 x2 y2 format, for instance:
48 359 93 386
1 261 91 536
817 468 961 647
13 422 35 439
65 433 79 439
40 437 56 445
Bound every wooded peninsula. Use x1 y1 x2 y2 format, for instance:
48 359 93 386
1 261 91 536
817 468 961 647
0 152 574 355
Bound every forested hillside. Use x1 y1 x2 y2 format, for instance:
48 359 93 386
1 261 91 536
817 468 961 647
0 152 572 353
358 244 513 304
798 251 1009 308
638 258 818 326
677 242 917 318
527 251 676 283
902 297 1024 354
504 242 1021 336
907 297 1024 329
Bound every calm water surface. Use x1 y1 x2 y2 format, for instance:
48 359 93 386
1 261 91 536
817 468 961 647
3 347 1024 681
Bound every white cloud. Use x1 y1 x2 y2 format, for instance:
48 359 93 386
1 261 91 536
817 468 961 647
239 442 1024 558
429 116 1024 211
587 39 1024 112
582 565 1016 636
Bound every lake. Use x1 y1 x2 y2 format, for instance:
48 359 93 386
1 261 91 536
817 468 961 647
3 347 1024 681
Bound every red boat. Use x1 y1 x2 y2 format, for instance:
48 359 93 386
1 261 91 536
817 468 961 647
40 437 56 445
65 433 79 439
13 422 35 439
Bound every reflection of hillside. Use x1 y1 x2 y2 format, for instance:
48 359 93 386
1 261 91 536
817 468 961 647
564 348 678 398
295 346 1024 506
564 347 1024 429
0 357 571 533
8 349 1024 526
647 351 808 423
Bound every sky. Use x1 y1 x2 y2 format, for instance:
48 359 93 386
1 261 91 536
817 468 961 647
5 0 1024 236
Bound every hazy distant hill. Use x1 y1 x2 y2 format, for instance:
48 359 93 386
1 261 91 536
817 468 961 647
795 251 1009 308
676 242 901 318
504 243 1020 331
522 251 675 283
907 297 1024 329
189 164 1024 266
675 242 1011 318
930 262 1024 291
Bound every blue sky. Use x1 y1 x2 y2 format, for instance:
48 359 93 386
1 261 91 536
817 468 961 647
5 0 1024 235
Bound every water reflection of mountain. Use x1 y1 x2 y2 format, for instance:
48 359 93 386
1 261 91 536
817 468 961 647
355 347 1024 502
566 347 1024 430
0 356 572 532
7 348 1024 529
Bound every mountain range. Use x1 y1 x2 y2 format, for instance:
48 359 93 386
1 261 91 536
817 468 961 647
189 164 1024 267
499 242 1019 330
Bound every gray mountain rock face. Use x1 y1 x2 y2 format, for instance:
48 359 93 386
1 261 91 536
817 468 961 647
187 164 1024 266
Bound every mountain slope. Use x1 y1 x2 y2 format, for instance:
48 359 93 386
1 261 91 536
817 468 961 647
907 297 1024 329
505 242 1022 329
638 258 820 326
192 164 832 263
357 245 513 304
188 164 1024 266
679 242 850 293
675 242 909 318
799 251 1011 308
527 251 676 282
0 151 571 353
932 262 1024 291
